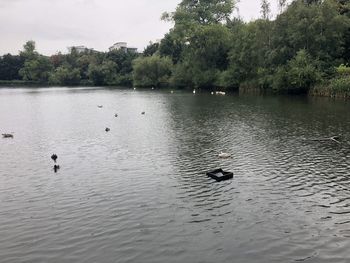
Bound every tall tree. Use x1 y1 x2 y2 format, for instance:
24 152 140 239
261 0 271 20
19 41 53 82
0 54 24 80
143 42 160 57
278 0 288 13
163 0 237 25
133 55 173 87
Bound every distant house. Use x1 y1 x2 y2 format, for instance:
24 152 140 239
67 45 93 54
109 42 138 53
127 47 138 53
109 42 127 52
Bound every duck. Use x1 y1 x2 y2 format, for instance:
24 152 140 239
97 105 103 108
218 152 231 158
141 111 145 115
193 89 196 94
51 154 58 163
105 127 110 132
2 133 14 138
115 113 118 117
53 165 60 172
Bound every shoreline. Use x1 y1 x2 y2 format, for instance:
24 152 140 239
1 83 349 100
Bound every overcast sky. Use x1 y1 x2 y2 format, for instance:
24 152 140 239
0 0 283 56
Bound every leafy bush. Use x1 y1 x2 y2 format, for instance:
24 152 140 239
310 76 350 98
49 66 81 85
133 55 173 87
336 64 350 76
272 50 321 93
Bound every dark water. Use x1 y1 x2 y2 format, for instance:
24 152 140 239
1 87 350 263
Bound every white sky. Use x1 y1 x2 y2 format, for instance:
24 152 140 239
0 0 284 56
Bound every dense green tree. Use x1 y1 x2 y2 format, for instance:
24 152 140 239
133 55 173 87
143 42 160 57
87 61 114 86
20 40 37 60
18 42 50 82
49 65 81 85
50 53 65 68
225 22 262 85
18 41 53 82
76 54 96 80
271 0 349 70
106 49 138 75
170 61 194 87
174 24 231 88
0 54 24 80
288 49 321 91
165 0 236 25
159 32 185 64
19 55 53 82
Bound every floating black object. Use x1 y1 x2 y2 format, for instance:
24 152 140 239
53 165 60 173
141 111 145 115
51 154 58 163
105 127 110 132
207 169 233 182
2 133 14 138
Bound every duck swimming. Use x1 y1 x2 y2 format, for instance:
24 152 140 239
51 154 58 163
53 165 60 173
2 133 13 138
105 127 110 132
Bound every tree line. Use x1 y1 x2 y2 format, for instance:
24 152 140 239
0 41 138 86
134 0 350 97
1 0 350 97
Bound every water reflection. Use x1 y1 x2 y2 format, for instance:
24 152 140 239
0 87 350 263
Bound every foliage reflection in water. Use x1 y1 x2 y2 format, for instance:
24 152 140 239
0 87 350 263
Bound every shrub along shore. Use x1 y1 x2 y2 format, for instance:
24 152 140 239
1 0 350 98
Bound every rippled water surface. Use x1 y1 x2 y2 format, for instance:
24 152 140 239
1 87 350 263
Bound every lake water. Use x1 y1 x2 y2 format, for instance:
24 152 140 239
1 87 350 263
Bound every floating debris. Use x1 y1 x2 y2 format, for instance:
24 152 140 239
207 169 233 182
309 136 341 144
193 89 196 94
216 91 226 95
218 152 231 158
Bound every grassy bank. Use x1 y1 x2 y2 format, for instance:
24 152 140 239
310 76 350 99
0 80 40 86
